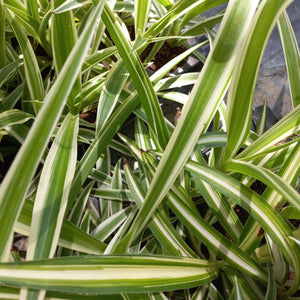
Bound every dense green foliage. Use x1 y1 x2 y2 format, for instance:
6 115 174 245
0 0 299 299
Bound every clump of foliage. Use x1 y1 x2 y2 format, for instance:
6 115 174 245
0 0 300 299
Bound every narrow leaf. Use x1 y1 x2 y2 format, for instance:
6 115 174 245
0 109 33 130
122 0 260 245
0 256 220 294
223 0 294 161
5 9 44 113
102 3 170 148
277 10 300 108
26 112 79 260
0 1 105 261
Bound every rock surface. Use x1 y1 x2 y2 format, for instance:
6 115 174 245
184 2 300 122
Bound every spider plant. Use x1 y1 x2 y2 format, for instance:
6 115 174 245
0 0 299 299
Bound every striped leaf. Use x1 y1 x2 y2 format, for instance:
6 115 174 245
140 154 268 282
91 207 133 242
223 159 300 212
223 0 294 162
110 159 124 214
120 0 260 247
0 256 220 294
123 162 196 257
255 98 267 135
26 112 79 260
236 104 300 160
53 0 91 14
0 59 23 88
134 0 151 37
191 176 242 243
68 92 140 211
185 160 300 295
277 10 300 108
5 9 44 114
51 0 80 108
14 198 106 255
96 59 129 132
22 112 79 300
67 181 94 228
0 1 105 261
102 3 170 148
0 109 33 130
234 141 300 255
0 0 5 68
91 188 133 202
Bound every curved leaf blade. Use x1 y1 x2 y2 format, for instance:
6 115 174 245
0 256 220 294
121 0 260 246
0 1 105 261
277 10 300 108
26 112 79 260
223 0 294 162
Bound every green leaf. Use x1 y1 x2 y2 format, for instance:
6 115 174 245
280 206 300 220
67 181 94 228
0 59 23 89
144 0 223 39
0 0 105 261
96 59 129 132
155 0 172 9
26 0 40 24
264 263 277 300
53 0 91 14
123 162 196 257
236 104 300 160
179 14 223 42
14 198 106 255
0 109 33 130
0 0 6 68
223 159 300 213
121 0 260 247
91 207 133 242
150 42 205 86
51 0 80 108
91 188 133 202
26 112 79 260
255 98 267 135
134 0 151 37
102 3 170 148
68 92 140 212
82 46 117 73
153 72 199 92
3 0 40 36
5 9 44 113
110 159 123 214
277 10 300 108
185 160 300 295
0 256 220 294
223 0 294 162
179 0 227 29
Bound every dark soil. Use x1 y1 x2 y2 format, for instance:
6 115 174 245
81 40 188 123
140 42 188 71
